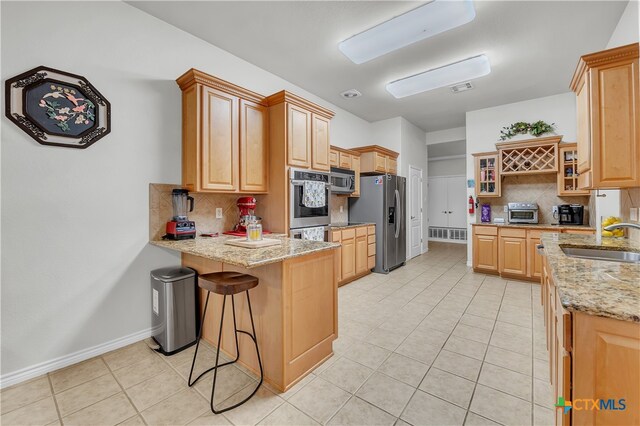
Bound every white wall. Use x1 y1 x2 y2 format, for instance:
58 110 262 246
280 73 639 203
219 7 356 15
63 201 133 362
428 158 466 177
369 117 403 155
0 1 374 384
465 92 578 263
607 0 639 48
400 118 428 256
426 127 466 145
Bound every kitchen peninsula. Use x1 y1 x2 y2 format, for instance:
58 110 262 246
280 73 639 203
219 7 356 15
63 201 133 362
151 235 339 392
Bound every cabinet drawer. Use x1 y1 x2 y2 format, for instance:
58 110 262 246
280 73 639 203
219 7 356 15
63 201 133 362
339 153 352 169
500 228 526 238
342 228 355 240
356 226 367 237
367 225 375 235
368 234 375 244
474 226 498 236
528 229 557 239
367 256 375 269
368 243 376 256
331 230 341 243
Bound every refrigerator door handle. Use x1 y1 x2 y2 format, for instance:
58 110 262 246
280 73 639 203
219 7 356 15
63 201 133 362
394 189 401 239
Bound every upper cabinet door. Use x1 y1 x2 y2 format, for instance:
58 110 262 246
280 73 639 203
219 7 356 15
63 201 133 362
576 76 591 177
287 104 312 168
240 99 269 193
200 86 239 191
350 156 361 197
311 114 330 171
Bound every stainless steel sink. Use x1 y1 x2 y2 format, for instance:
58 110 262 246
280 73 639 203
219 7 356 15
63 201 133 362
561 247 640 263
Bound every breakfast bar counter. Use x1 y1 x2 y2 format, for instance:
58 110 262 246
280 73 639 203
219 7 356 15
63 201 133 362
151 236 339 392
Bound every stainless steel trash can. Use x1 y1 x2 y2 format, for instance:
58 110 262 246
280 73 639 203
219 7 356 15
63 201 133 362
150 266 197 355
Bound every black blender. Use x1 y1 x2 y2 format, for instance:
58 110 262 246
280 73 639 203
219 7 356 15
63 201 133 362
165 189 196 240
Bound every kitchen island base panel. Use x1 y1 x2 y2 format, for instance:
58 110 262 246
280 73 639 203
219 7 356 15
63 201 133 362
181 250 337 393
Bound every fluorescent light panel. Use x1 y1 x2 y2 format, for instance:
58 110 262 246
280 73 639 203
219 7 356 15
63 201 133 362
339 0 476 64
386 54 491 98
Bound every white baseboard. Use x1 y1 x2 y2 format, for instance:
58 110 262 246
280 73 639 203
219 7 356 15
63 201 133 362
0 327 153 389
428 238 467 245
466 261 472 267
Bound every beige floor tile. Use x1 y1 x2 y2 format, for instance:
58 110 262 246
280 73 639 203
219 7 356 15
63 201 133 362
478 363 532 401
125 370 186 411
49 358 110 393
365 328 407 351
141 388 209 425
432 350 482 381
497 310 532 329
289 377 351 424
343 342 391 369
419 368 475 408
193 365 256 405
444 336 487 361
103 342 158 371
401 390 466 426
377 353 429 387
258 402 319 425
458 314 495 331
394 336 440 365
484 346 533 376
188 411 233 425
265 372 316 401
452 324 492 344
409 327 450 348
313 355 340 375
355 372 414 417
0 396 58 426
333 335 358 356
0 376 51 414
340 320 375 340
494 321 532 338
113 354 170 388
62 393 136 426
328 397 396 426
464 412 501 425
465 305 499 320
320 357 374 393
534 378 554 407
534 358 550 381
118 415 146 425
470 385 531 426
533 404 554 426
489 331 532 356
56 373 121 416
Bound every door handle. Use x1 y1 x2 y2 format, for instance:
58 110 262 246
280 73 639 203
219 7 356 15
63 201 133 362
448 211 452 214
394 189 401 239
411 216 415 219
442 211 447 214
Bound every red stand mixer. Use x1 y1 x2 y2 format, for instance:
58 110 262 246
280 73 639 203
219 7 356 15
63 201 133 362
223 197 271 236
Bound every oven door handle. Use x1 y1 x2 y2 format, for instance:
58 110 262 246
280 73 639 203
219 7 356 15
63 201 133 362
291 179 331 187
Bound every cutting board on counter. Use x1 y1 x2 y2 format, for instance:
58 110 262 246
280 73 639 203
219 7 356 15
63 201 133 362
224 238 282 249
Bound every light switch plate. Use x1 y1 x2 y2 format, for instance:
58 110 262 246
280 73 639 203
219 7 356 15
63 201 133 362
215 208 223 219
630 207 639 221
503 205 508 212
340 205 344 213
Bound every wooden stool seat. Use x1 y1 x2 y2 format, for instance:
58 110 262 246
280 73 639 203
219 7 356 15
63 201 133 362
199 272 259 295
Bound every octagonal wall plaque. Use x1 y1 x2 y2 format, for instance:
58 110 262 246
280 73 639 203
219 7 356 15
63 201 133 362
5 66 111 149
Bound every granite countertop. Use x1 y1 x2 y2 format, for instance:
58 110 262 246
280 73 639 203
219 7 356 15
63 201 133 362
541 233 640 322
472 223 595 231
150 235 339 269
329 222 375 230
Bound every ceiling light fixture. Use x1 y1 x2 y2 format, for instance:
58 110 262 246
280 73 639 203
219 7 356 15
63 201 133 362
338 0 476 64
386 54 491 98
340 89 362 99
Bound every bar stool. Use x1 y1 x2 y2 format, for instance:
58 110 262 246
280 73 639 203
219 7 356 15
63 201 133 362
188 271 263 414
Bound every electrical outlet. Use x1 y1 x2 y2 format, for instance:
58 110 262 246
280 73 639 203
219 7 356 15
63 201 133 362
552 205 559 215
503 205 508 213
215 208 223 219
340 205 344 213
630 207 639 221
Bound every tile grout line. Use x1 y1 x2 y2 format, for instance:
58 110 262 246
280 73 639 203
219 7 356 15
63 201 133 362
101 355 147 426
46 373 64 426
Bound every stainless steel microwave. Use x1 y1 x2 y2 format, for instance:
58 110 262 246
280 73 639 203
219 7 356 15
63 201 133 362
330 167 355 194
507 202 539 224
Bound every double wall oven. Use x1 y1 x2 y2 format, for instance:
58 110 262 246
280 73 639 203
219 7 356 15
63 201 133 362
289 168 331 240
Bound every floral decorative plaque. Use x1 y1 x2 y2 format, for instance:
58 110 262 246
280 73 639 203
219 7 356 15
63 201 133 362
5 66 111 149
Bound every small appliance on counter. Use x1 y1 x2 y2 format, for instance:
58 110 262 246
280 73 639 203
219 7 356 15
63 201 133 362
507 202 539 224
557 204 584 225
165 189 196 240
150 266 197 355
224 196 272 237
481 204 491 223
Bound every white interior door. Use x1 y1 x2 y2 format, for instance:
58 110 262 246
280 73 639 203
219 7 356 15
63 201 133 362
409 166 423 259
427 176 448 227
447 176 467 228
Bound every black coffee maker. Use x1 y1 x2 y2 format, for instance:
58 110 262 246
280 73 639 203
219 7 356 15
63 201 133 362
558 204 584 225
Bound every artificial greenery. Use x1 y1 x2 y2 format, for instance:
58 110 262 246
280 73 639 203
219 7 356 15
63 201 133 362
499 120 555 141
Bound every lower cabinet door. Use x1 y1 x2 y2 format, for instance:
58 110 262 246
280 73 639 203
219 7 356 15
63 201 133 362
499 237 527 276
473 234 498 272
528 237 543 279
355 235 368 275
341 236 355 281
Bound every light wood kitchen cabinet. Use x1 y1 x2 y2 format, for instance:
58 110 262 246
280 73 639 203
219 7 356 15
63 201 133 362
499 228 527 277
339 152 352 169
311 114 330 171
329 149 339 167
527 235 543 279
240 99 269 192
557 143 589 196
352 145 400 175
287 104 312 168
330 225 375 286
331 230 342 286
351 156 361 197
473 152 501 197
330 145 362 198
472 226 498 273
570 43 640 189
177 69 269 193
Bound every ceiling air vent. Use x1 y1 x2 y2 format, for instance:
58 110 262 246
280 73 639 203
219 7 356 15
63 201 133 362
450 82 474 93
340 89 362 99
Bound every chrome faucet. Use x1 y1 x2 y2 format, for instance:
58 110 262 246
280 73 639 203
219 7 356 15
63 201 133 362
604 222 640 231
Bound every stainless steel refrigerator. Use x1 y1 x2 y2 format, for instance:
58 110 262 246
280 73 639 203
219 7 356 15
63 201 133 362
349 174 406 273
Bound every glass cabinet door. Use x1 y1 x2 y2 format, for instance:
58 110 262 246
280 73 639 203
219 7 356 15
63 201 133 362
475 153 501 197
